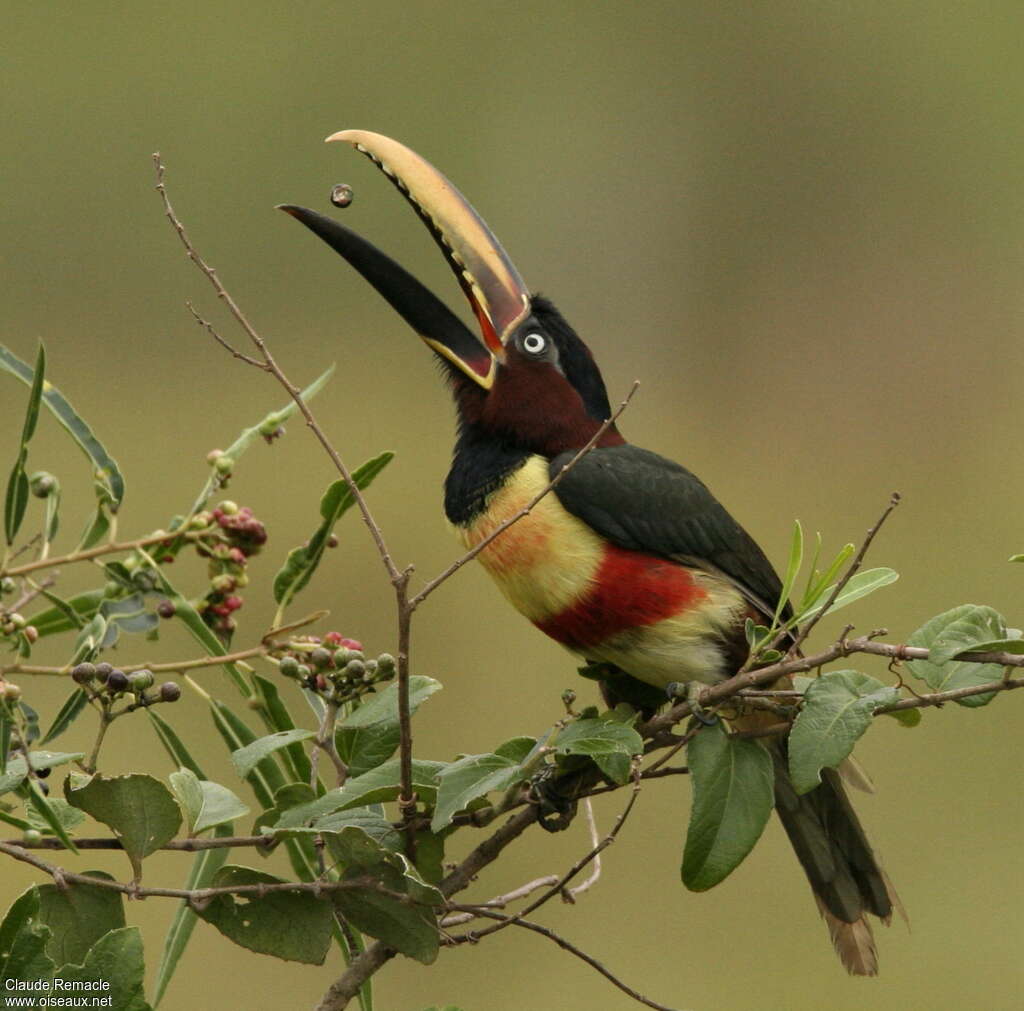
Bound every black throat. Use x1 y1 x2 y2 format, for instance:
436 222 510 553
444 426 530 526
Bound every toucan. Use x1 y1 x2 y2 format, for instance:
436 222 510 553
280 130 899 976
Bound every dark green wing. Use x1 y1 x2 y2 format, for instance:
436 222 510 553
550 444 788 619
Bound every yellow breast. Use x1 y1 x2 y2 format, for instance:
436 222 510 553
456 455 604 622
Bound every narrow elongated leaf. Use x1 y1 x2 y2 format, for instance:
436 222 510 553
40 688 90 745
195 865 333 964
65 774 182 879
22 782 80 854
774 519 802 624
56 926 151 1011
273 452 394 606
25 797 85 836
151 828 230 1007
209 701 285 807
0 707 10 775
788 671 898 794
796 567 899 623
907 604 1006 707
682 723 774 891
0 343 124 508
4 345 45 546
36 872 125 966
147 710 205 778
250 674 313 785
28 589 104 639
231 729 316 779
431 752 529 832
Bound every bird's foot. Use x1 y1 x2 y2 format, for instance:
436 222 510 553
666 680 718 726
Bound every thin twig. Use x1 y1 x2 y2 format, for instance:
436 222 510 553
446 909 687 1011
0 530 204 579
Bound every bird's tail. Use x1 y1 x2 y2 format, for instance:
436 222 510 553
770 742 900 975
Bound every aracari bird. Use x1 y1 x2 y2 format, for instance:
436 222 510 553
281 131 898 975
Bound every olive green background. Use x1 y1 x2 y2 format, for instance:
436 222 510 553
4 3 1023 1009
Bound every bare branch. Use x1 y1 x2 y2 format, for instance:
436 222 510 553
446 908 687 1011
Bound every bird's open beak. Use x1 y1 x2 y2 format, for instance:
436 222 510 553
279 130 532 390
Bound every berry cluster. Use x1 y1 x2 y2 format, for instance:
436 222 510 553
190 501 267 641
274 632 396 706
0 609 37 646
71 661 182 706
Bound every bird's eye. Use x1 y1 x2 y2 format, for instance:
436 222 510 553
521 332 547 356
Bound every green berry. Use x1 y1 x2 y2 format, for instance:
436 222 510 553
310 647 332 670
344 659 366 679
129 670 154 692
0 577 15 596
215 456 234 475
3 682 22 701
376 653 396 671
21 829 42 845
278 656 299 678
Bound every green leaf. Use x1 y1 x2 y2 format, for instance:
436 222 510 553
681 723 774 891
883 706 922 728
71 613 107 664
431 752 530 832
920 604 1007 665
151 830 231 1007
209 700 285 808
555 717 643 760
800 541 855 612
39 688 90 746
907 604 1007 708
0 751 85 796
4 345 45 546
65 774 182 879
250 674 313 785
274 760 446 829
195 865 333 964
22 782 81 853
273 452 394 607
788 671 899 794
169 768 250 835
0 343 124 509
329 828 441 964
28 589 104 639
25 797 85 836
796 567 899 623
0 887 55 986
0 707 10 775
147 710 205 779
78 502 112 550
36 872 125 966
336 676 442 778
231 729 317 780
269 805 402 853
56 926 152 1011
774 519 803 624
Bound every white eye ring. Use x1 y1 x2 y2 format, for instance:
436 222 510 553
521 332 547 355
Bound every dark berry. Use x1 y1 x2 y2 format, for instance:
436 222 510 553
94 662 113 683
157 599 176 619
159 682 181 703
72 662 97 684
106 670 128 693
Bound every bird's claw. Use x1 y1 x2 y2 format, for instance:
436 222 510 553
666 680 718 726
